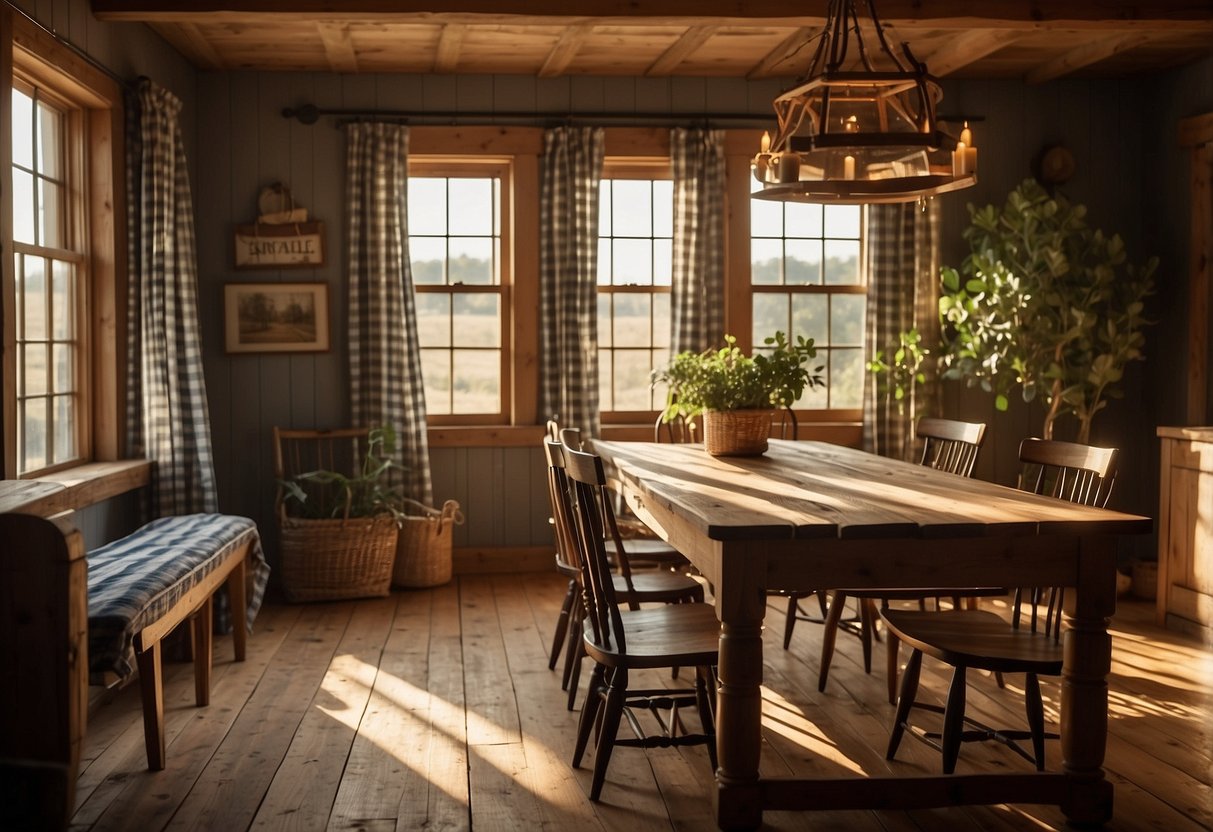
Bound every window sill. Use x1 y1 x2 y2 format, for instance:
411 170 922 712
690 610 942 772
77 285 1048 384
0 460 152 517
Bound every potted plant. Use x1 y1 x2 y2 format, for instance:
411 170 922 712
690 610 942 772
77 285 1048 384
653 331 825 456
275 425 405 602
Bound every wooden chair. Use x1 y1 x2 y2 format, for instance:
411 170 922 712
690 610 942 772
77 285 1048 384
653 410 699 444
800 418 998 704
543 438 704 711
561 444 719 801
882 438 1119 773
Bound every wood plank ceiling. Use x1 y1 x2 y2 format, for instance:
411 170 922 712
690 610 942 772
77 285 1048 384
91 1 1213 82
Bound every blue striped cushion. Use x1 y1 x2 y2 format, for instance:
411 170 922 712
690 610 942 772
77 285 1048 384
87 514 270 686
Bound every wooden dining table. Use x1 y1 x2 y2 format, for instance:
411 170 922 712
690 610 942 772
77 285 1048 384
593 439 1152 831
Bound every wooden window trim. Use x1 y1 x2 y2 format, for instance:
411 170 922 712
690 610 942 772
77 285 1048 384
3 12 125 478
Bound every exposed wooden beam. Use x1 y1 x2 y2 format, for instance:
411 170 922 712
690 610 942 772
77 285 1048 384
153 22 225 70
645 25 718 76
538 23 593 78
1025 31 1153 83
923 27 1027 77
748 25 818 79
433 23 466 73
316 22 359 73
88 1 1213 29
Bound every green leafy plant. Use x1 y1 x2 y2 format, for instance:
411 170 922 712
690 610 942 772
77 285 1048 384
653 331 826 420
937 179 1156 442
867 327 929 417
278 425 406 522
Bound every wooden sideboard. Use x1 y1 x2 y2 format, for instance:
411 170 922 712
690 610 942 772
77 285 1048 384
1156 427 1213 642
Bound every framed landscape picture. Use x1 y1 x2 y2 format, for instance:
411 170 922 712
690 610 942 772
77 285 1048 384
224 282 330 353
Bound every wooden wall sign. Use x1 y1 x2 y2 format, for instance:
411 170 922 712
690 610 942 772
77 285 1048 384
234 221 325 269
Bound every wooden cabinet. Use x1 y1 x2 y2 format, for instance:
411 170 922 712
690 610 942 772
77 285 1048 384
1156 427 1213 642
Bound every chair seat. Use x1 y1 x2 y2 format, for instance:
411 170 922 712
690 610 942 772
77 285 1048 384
615 571 702 602
881 609 1063 674
583 604 720 669
606 537 687 566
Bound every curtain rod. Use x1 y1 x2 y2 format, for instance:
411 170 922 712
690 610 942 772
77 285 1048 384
282 103 771 128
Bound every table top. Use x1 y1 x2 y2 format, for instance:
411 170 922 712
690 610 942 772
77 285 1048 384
595 440 1153 542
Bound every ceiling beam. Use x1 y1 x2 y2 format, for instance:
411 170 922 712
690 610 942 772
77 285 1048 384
747 25 818 79
152 22 225 70
316 22 359 73
1026 31 1153 83
923 27 1028 77
89 1 1213 29
433 22 466 73
538 23 593 77
645 25 718 76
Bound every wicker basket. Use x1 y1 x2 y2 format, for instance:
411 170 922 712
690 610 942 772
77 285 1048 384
703 409 774 456
394 499 464 588
278 512 399 602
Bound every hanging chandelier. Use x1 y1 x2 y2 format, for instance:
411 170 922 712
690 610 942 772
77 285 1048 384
752 0 976 204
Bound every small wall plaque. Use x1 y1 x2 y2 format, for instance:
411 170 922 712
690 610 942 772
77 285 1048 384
234 221 325 269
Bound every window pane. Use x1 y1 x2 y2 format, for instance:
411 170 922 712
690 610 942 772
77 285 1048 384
612 238 652 285
613 293 650 348
652 293 670 348
597 238 612 286
12 169 34 243
52 260 74 340
796 371 829 409
39 180 64 249
784 240 822 286
752 294 789 341
792 294 828 344
830 348 864 409
407 178 447 235
750 179 783 235
613 350 652 410
420 348 451 415
750 238 783 285
23 256 47 341
409 237 446 285
452 349 499 413
37 101 62 179
785 202 822 237
415 293 451 347
612 180 652 237
598 350 613 410
54 395 76 463
830 295 865 346
652 239 672 287
24 343 49 396
598 294 612 347
824 240 861 285
53 344 73 392
824 205 861 238
448 178 493 235
12 88 33 168
448 237 494 285
653 180 673 237
452 294 500 347
22 399 48 473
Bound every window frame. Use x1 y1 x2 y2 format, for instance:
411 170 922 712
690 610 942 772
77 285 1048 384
597 157 674 425
2 11 125 478
407 156 513 426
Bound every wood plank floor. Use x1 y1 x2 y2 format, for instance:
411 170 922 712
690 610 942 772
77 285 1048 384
72 572 1213 831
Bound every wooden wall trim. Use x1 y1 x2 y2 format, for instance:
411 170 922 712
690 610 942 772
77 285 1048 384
1181 112 1213 425
453 546 552 575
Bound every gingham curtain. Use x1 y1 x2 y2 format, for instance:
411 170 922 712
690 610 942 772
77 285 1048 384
670 128 726 354
540 127 605 437
862 198 942 461
125 78 218 517
345 122 432 505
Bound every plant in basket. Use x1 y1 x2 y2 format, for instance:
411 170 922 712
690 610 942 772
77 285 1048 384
275 425 405 602
652 331 825 456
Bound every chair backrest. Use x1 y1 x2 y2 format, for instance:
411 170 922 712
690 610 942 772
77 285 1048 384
773 406 798 440
916 417 986 477
543 437 582 577
1017 438 1118 508
273 427 373 518
559 427 583 451
1012 438 1120 639
562 446 628 654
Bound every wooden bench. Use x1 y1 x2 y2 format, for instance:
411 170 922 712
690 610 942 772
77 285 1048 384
1 512 269 827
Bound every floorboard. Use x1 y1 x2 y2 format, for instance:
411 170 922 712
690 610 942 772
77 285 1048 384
71 573 1213 831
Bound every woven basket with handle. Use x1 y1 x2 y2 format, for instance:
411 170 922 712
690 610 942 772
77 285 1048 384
278 510 399 602
703 409 774 456
394 499 464 588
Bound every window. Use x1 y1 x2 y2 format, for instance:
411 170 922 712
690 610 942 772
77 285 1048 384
3 14 122 477
408 160 510 424
750 179 866 414
597 164 672 418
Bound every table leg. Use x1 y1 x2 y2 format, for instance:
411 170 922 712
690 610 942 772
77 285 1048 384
716 617 764 830
1060 535 1117 826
